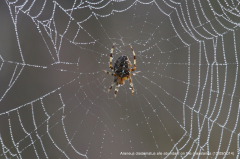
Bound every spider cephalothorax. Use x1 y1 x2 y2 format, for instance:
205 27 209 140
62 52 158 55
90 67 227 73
102 43 139 97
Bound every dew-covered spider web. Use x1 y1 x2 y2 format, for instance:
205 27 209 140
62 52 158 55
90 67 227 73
0 0 240 158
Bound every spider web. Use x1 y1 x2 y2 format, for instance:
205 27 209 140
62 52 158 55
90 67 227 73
0 0 240 158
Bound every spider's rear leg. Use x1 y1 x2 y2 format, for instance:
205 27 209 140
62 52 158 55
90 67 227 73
109 43 115 70
130 45 136 71
129 77 134 95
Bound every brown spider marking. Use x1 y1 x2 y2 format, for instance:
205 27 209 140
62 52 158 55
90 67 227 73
102 43 139 97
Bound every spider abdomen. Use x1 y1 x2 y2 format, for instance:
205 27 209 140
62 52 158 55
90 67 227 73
114 55 131 78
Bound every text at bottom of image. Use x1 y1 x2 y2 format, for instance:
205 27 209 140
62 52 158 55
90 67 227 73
120 151 235 156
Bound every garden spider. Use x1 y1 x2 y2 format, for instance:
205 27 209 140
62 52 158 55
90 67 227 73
102 43 139 98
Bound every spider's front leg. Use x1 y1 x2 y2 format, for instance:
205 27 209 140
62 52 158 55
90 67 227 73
129 77 134 95
106 79 117 93
114 83 119 98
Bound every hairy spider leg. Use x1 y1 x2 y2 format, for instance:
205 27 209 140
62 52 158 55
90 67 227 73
102 70 116 76
109 43 115 70
106 79 116 93
132 71 140 76
129 77 134 95
130 45 136 71
114 83 119 98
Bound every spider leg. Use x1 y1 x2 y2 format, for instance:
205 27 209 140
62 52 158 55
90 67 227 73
129 77 134 95
106 81 115 93
102 70 116 76
130 45 136 71
114 83 119 98
132 71 140 76
109 43 115 70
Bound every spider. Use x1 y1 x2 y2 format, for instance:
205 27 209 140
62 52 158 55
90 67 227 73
102 43 139 98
